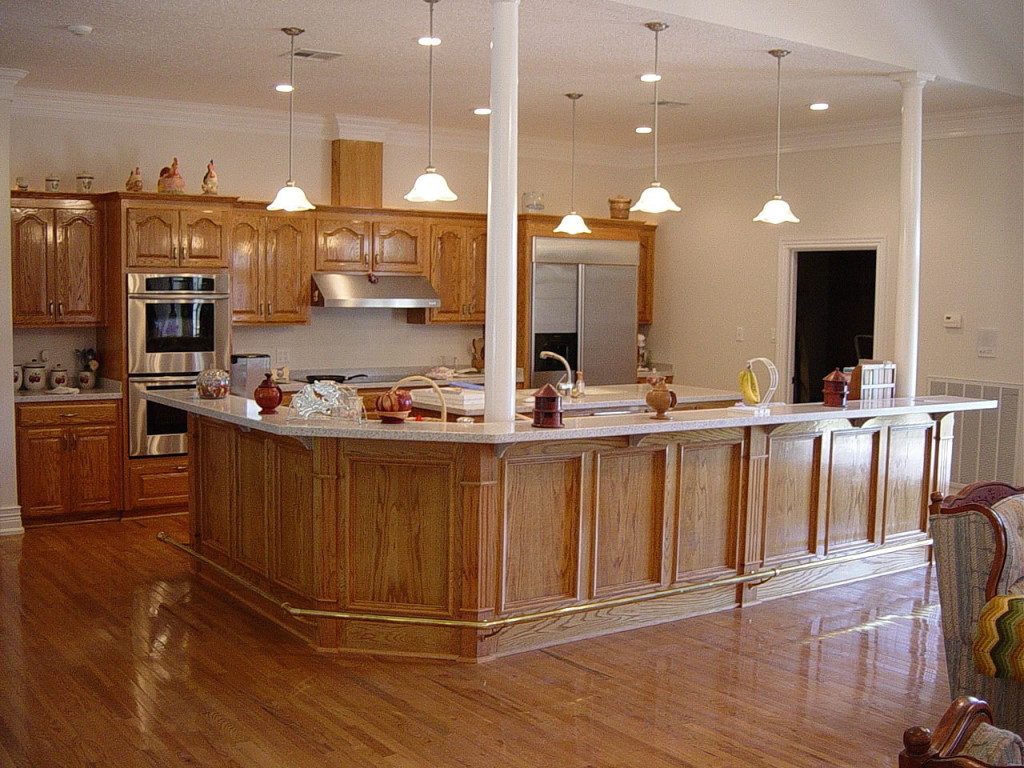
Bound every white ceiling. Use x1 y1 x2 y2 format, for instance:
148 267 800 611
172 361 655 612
1 0 1021 150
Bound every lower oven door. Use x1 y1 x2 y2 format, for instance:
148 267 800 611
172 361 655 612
128 376 196 457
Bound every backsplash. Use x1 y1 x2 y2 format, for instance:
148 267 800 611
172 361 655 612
13 328 98 373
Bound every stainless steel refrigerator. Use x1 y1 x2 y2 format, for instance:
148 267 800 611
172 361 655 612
530 236 639 388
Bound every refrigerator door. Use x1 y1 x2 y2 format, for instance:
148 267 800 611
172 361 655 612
580 263 638 385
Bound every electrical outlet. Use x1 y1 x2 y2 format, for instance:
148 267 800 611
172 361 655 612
735 326 745 342
276 348 290 365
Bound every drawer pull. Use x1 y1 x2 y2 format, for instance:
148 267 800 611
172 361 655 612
60 413 78 418
175 465 187 472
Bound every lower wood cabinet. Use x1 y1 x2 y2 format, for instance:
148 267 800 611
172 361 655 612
126 455 190 515
16 401 122 525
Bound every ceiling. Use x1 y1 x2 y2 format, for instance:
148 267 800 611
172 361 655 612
1 0 1021 151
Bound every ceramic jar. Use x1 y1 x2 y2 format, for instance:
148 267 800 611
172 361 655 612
13 365 22 391
48 364 69 389
253 373 283 415
375 388 413 424
645 376 677 420
22 359 46 391
77 370 96 390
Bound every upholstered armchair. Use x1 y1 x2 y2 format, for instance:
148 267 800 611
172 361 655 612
901 696 1024 767
931 482 1024 734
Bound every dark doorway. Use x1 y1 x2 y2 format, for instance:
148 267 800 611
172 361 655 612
793 250 876 403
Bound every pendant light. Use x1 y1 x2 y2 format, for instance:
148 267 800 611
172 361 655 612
554 93 591 235
405 0 457 202
753 49 799 223
631 21 680 214
268 27 315 212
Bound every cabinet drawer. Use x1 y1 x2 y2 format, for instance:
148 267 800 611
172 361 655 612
17 401 120 427
127 456 190 511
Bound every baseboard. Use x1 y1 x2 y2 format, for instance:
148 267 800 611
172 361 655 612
0 504 24 536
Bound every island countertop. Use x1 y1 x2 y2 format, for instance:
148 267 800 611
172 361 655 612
144 389 996 444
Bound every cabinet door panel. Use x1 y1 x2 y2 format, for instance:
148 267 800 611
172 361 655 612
228 215 264 323
466 227 487 322
17 427 68 519
127 209 178 267
373 219 424 273
55 209 103 324
180 210 227 268
428 225 466 323
315 216 370 271
11 208 53 325
69 426 122 513
264 216 311 324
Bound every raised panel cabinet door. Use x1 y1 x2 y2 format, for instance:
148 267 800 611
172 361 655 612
637 228 655 325
17 427 69 519
11 208 54 325
263 216 312 324
68 425 122 514
127 208 179 267
315 215 371 271
427 225 467 323
372 218 425 273
227 214 265 323
180 209 227 268
466 226 487 322
54 208 103 325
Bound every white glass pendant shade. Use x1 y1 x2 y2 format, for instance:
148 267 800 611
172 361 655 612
753 195 799 223
554 213 591 234
268 181 315 212
631 182 681 213
405 168 457 202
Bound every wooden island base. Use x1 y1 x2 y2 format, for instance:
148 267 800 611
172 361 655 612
177 404 960 661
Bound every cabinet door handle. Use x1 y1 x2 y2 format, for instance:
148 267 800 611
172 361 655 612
48 301 55 316
57 301 64 317
61 434 69 451
267 302 273 316
70 433 77 449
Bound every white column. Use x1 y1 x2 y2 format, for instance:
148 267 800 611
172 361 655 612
0 69 28 536
890 71 934 398
483 0 519 423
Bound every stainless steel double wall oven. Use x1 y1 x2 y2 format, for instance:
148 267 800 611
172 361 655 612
126 273 230 456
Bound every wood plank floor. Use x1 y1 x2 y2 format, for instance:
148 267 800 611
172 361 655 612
1 516 952 767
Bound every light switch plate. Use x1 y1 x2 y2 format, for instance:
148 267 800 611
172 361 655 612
943 313 962 328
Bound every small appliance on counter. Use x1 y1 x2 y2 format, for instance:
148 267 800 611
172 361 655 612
230 353 271 397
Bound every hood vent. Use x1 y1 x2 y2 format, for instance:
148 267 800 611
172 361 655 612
310 272 441 309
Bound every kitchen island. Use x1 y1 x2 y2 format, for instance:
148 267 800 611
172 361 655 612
149 388 994 661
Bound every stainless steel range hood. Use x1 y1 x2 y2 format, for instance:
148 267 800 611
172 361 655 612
310 272 441 309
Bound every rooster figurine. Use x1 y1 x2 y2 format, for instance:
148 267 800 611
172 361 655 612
125 166 143 192
201 159 218 195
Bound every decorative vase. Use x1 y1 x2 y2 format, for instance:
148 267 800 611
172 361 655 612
77 370 96 390
645 376 677 420
375 388 413 424
253 372 283 415
197 369 230 399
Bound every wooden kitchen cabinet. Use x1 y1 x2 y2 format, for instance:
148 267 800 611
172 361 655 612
126 455 190 515
16 401 122 525
126 204 228 269
315 212 426 275
408 219 487 324
637 225 656 325
11 198 104 326
229 211 313 324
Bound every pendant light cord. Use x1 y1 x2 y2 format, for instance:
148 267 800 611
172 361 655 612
771 49 789 198
287 32 296 183
427 0 435 168
652 27 660 183
569 94 579 210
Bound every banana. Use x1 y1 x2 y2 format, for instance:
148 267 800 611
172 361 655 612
738 364 761 406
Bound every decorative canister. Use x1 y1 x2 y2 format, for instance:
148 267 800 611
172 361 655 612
253 372 283 415
196 368 230 399
531 382 564 428
48 364 69 389
75 173 94 193
45 175 60 193
22 359 46 391
13 364 22 391
375 388 413 424
608 196 632 219
77 370 96 390
645 376 677 420
822 368 850 408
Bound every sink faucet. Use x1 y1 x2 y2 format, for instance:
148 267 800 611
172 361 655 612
540 351 574 396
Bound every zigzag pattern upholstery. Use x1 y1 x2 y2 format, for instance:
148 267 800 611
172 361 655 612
975 595 1024 681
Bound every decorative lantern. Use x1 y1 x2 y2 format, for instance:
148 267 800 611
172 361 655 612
823 368 850 408
532 383 564 428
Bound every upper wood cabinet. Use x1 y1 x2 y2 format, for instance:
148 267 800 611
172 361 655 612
315 212 426 275
126 205 228 269
11 200 104 327
408 219 487 325
229 211 313 325
637 226 656 325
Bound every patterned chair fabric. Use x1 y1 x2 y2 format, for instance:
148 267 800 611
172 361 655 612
975 595 1024 682
931 483 1024 734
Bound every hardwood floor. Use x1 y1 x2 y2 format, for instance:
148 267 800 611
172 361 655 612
0 516 951 767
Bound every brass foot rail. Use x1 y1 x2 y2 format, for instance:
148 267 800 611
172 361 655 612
158 532 930 630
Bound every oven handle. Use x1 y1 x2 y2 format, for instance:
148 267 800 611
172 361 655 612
127 293 230 301
130 376 198 389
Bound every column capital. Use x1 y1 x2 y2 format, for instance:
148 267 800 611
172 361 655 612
0 69 28 101
889 71 936 89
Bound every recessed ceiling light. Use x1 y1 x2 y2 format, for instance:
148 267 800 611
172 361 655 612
473 107 491 115
67 24 93 36
809 102 829 111
418 35 441 46
639 73 661 83
635 126 652 134
275 84 294 93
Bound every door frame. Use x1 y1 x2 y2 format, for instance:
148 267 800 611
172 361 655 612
774 237 891 403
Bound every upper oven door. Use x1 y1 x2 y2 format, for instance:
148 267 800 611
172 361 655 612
127 296 230 374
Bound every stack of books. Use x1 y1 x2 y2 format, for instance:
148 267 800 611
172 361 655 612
850 360 896 402
410 386 485 410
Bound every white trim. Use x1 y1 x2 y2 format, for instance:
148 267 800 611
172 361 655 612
775 237 890 404
0 505 24 537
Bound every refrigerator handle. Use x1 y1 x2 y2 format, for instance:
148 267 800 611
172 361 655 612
576 263 586 366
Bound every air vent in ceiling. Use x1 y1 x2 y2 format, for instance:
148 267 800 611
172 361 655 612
284 48 344 62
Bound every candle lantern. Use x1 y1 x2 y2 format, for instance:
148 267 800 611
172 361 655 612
823 368 850 408
532 383 564 428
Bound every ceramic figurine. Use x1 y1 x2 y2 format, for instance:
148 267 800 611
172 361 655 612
125 166 143 192
201 159 218 195
157 157 185 194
